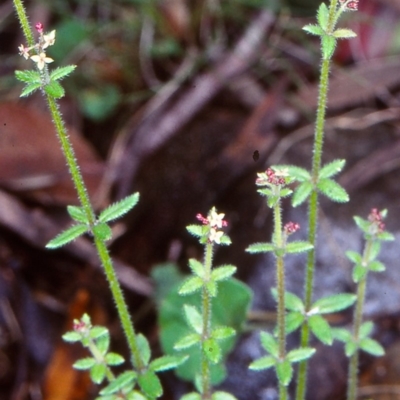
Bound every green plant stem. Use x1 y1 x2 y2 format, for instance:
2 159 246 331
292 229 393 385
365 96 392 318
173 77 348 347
12 0 145 373
273 201 287 400
201 242 214 399
347 240 372 400
296 2 339 399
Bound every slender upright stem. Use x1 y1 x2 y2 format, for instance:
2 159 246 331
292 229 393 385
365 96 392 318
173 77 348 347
347 240 372 400
296 2 339 399
201 242 214 400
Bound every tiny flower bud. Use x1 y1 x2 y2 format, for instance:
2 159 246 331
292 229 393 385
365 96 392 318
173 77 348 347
35 22 44 33
284 222 300 235
196 213 208 225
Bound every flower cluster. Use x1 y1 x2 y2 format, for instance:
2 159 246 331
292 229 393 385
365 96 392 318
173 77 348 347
339 0 359 11
256 168 288 187
18 22 55 70
284 222 300 236
368 208 385 235
196 207 228 244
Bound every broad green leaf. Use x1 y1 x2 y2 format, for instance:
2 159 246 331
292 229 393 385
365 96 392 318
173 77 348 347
188 259 204 277
211 326 236 341
184 305 203 334
212 391 238 400
360 338 384 356
286 311 305 334
62 331 81 342
99 371 137 395
46 224 88 248
15 69 41 83
311 293 356 314
206 280 217 297
98 193 139 223
137 334 151 365
138 370 162 398
319 159 346 179
276 359 293 386
286 347 315 363
345 341 357 357
89 326 108 339
378 231 394 241
218 234 231 246
368 260 385 273
96 331 110 355
332 328 352 343
303 24 324 36
50 65 77 81
126 391 147 400
249 355 275 371
292 181 313 207
352 264 367 283
353 216 369 233
321 35 337 60
174 333 201 350
181 393 201 400
317 2 329 30
73 357 96 370
45 81 65 99
90 363 107 384
285 166 311 181
211 265 237 281
20 82 42 97
92 223 112 241
67 205 89 223
271 289 304 313
333 29 357 39
179 277 203 295
360 321 374 339
308 315 332 345
259 332 278 358
317 179 349 202
346 250 362 264
285 241 313 254
246 242 275 253
150 355 188 372
105 352 124 366
186 224 205 238
203 338 222 364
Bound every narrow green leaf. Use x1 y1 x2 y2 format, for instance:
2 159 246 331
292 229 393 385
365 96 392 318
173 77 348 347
353 216 369 232
285 241 313 254
346 250 363 264
188 259 204 277
206 280 217 297
45 81 65 99
246 242 275 253
285 165 311 181
15 69 41 83
179 277 203 295
249 355 275 371
271 289 304 312
67 205 89 223
211 265 237 281
211 326 235 341
186 224 204 238
257 188 272 197
219 234 232 246
368 260 385 273
181 393 201 400
280 188 293 198
378 231 395 241
360 321 374 339
333 29 357 39
46 224 88 248
286 347 315 363
212 391 238 400
308 315 332 345
317 2 329 30
90 363 107 384
369 241 381 261
332 328 352 343
92 222 112 241
303 24 324 36
319 159 346 179
50 65 77 81
174 333 201 350
345 341 357 357
89 326 108 339
184 305 203 334
259 332 279 358
292 181 313 207
96 332 110 355
62 331 81 342
203 338 221 364
73 357 96 370
137 333 151 365
321 35 337 60
286 312 305 334
100 371 137 395
21 82 42 97
138 370 162 398
360 338 384 356
311 293 356 314
352 264 367 283
105 352 124 366
317 178 349 202
150 355 188 372
98 193 139 223
276 359 293 386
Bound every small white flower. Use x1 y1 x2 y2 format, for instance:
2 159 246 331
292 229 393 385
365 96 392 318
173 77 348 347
30 52 53 70
209 228 223 244
43 30 56 48
208 207 225 228
18 44 30 59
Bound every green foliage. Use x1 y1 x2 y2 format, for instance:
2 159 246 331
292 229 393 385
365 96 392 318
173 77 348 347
46 224 88 248
98 193 140 223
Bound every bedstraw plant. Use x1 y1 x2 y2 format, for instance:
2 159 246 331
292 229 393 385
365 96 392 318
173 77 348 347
11 0 394 399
